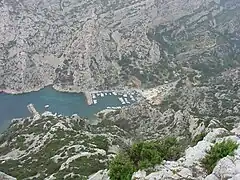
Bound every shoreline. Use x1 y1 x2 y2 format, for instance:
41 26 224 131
0 83 54 95
0 84 145 98
0 84 145 107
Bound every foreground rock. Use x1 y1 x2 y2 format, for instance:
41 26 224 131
130 127 240 180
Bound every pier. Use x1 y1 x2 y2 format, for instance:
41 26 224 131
27 104 41 119
84 91 93 105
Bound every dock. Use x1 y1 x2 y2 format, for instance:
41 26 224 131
84 91 93 105
27 104 41 119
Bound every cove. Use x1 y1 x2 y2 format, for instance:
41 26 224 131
0 87 135 132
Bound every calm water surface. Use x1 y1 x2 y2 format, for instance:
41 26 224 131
0 87 131 132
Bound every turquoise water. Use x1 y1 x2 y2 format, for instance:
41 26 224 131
0 87 133 132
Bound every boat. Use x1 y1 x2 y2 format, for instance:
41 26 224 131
93 100 97 104
97 93 100 96
92 94 96 99
123 94 128 97
124 98 130 104
100 93 104 97
112 92 117 96
130 95 136 101
118 97 126 104
44 104 50 108
104 93 107 96
109 92 112 95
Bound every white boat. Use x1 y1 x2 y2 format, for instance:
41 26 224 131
123 94 128 97
107 107 111 109
109 92 112 95
112 92 117 96
124 98 131 104
100 93 104 97
93 100 97 104
97 93 100 96
92 94 96 99
130 95 136 101
118 97 126 104
44 104 50 108
104 93 107 96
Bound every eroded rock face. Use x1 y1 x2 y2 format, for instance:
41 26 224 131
1 0 240 93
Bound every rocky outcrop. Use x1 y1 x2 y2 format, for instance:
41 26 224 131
132 126 240 180
87 125 240 180
0 172 16 180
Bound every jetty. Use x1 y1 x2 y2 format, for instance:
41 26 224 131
84 91 93 105
27 104 41 119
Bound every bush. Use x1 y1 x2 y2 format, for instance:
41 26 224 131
109 153 136 180
109 137 183 180
128 141 163 169
201 139 239 174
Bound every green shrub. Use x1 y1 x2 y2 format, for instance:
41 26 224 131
109 153 136 180
156 137 183 161
109 137 183 180
201 139 239 174
129 141 163 169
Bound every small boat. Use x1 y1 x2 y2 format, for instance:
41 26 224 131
123 94 128 97
92 94 96 99
118 97 124 103
104 93 107 96
44 105 50 108
109 92 112 95
112 92 117 96
124 98 130 104
130 95 136 101
93 100 97 104
100 93 104 97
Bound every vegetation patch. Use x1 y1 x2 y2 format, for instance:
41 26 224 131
201 139 239 174
109 137 183 180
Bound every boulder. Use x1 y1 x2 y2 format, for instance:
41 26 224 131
0 172 16 180
212 157 237 179
132 170 146 180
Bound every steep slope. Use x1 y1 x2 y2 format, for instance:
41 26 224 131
1 0 240 93
0 114 131 179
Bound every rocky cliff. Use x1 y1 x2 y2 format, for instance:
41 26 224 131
1 0 240 93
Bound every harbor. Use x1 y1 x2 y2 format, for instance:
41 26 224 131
84 89 142 109
0 87 143 132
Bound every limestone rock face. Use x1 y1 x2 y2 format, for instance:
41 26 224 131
0 0 240 93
